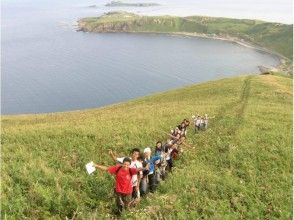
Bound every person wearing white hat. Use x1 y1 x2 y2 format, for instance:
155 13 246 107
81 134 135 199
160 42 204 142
143 147 151 154
140 147 161 196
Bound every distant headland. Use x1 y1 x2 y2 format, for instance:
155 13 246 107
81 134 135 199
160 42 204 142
105 1 160 7
78 11 293 74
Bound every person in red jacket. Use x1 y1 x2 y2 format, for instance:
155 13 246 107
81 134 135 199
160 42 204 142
94 157 143 214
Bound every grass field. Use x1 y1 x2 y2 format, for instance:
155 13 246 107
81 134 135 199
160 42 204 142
1 73 292 219
78 12 293 61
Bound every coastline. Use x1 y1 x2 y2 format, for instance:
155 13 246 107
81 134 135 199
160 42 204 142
1 73 254 117
156 31 290 74
77 11 293 74
79 27 289 73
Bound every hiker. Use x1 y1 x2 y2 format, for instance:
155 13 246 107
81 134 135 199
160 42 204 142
93 158 144 214
182 119 190 135
163 132 180 148
200 117 205 129
177 121 187 137
139 155 150 196
109 148 143 202
87 117 196 214
159 141 172 179
140 147 161 196
154 141 167 183
184 118 190 127
165 142 176 173
203 114 215 129
171 143 179 160
192 115 202 132
170 127 180 137
184 119 190 133
154 141 163 157
178 120 189 143
164 129 192 150
173 133 182 145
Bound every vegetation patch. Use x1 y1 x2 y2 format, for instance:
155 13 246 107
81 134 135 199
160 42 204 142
2 74 292 219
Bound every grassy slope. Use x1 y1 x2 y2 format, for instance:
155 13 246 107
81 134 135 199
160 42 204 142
1 74 292 219
78 12 293 60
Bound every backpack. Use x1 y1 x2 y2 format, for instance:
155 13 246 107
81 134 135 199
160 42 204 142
141 161 150 176
171 149 179 159
115 166 132 176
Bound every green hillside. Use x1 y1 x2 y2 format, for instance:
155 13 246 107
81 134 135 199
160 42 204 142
78 12 293 60
2 74 292 219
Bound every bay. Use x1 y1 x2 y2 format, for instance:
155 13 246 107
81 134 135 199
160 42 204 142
2 0 286 114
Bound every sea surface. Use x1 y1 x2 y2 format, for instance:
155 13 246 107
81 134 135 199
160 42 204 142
2 0 289 114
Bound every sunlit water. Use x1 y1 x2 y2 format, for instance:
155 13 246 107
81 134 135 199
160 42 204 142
2 0 288 114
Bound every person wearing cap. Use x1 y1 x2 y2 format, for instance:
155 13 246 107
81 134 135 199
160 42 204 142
140 147 161 196
93 157 144 214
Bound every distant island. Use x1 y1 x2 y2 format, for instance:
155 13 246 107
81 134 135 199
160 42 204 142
78 11 293 74
105 1 160 7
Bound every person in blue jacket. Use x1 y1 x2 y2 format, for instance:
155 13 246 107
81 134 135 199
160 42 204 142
140 147 161 195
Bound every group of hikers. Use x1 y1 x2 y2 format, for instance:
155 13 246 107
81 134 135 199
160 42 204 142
92 114 213 214
192 114 215 132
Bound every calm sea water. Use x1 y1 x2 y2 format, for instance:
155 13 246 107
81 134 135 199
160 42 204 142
2 0 289 115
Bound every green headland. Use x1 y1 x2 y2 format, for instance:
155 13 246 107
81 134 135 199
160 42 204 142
2 73 292 219
78 12 293 73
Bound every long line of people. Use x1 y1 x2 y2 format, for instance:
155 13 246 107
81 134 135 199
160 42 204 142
92 115 212 215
